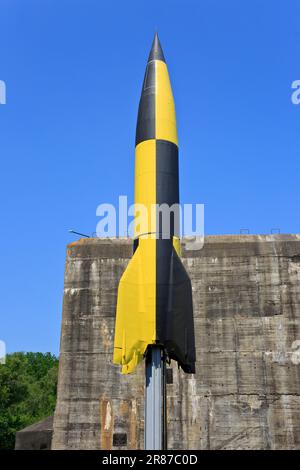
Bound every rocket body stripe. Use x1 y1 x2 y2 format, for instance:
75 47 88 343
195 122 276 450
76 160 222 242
155 139 179 237
136 62 156 146
113 34 196 374
155 60 178 145
134 139 157 238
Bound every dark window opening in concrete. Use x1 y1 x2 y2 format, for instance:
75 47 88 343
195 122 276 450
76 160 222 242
166 368 173 384
113 433 127 446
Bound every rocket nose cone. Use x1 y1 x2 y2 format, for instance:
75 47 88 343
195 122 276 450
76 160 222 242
148 32 166 63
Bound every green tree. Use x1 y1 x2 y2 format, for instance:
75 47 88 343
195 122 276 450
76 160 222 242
0 352 58 449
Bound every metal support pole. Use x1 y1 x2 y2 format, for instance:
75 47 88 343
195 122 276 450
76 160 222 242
145 346 166 450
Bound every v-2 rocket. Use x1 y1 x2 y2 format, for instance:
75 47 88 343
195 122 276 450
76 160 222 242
113 33 196 374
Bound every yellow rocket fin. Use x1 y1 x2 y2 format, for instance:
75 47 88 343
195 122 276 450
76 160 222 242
173 236 181 256
113 237 156 374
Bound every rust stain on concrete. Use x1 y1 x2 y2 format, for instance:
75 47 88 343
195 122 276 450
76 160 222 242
100 399 113 450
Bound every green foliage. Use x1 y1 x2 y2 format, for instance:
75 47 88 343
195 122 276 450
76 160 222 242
0 352 58 449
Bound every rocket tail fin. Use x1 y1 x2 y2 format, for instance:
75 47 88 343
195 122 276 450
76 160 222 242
113 240 196 374
157 246 196 374
113 239 156 374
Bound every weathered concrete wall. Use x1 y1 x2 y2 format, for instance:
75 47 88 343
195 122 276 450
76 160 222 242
52 235 300 450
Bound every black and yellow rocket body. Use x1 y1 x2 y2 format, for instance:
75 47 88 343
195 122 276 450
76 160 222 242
113 34 196 374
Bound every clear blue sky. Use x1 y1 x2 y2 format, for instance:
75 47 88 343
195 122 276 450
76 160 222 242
0 0 299 355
